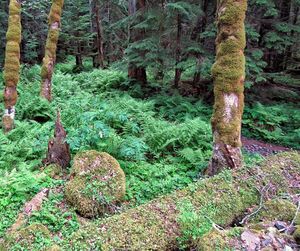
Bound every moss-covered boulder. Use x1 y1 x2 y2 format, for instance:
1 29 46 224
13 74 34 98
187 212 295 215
65 151 126 218
2 224 52 250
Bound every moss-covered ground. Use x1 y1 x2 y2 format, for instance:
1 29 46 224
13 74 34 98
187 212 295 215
0 59 299 250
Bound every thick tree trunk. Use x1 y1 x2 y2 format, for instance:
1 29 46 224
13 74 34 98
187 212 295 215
66 152 300 251
40 0 64 102
206 0 247 176
2 0 22 133
174 14 182 88
128 0 147 86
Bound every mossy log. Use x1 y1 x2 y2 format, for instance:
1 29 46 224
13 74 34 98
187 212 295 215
2 0 21 133
207 0 247 175
40 0 64 101
63 152 300 251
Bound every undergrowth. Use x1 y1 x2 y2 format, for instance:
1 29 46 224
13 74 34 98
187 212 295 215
0 59 298 241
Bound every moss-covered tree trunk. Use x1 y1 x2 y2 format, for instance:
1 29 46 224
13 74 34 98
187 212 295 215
40 0 64 102
206 0 247 176
2 0 22 133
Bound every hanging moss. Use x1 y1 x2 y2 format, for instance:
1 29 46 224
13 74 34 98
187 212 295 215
65 151 126 218
40 0 64 101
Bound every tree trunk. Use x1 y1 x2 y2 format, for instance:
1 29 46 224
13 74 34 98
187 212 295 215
90 0 105 68
66 152 300 251
174 14 182 88
40 0 64 102
2 0 22 133
206 0 247 176
128 0 147 86
192 0 209 86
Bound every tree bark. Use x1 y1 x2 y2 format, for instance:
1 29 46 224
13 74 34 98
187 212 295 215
90 0 105 68
40 0 64 102
206 0 247 176
66 152 300 251
192 0 209 86
2 0 22 133
174 14 182 88
42 110 71 168
128 0 147 86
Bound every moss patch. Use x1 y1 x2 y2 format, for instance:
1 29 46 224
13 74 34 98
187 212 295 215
65 151 126 218
44 164 63 178
293 226 300 244
3 224 52 250
60 152 300 250
252 199 297 223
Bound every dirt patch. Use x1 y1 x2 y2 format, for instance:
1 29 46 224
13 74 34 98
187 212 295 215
242 136 293 156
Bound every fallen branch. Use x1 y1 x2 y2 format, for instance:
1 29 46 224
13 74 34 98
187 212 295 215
8 188 50 233
240 184 271 225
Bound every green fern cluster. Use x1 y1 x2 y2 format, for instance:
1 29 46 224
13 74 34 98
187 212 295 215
243 102 300 148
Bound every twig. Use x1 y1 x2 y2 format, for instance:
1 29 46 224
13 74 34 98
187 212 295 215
280 200 300 233
240 184 271 225
204 216 225 232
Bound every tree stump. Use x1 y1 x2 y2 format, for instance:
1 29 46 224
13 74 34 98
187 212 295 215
42 111 71 168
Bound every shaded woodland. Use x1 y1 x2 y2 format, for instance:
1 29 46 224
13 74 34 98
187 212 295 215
0 0 300 250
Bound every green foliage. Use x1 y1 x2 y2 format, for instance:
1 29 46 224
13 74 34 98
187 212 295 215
0 166 56 237
177 200 213 248
243 103 300 148
29 193 79 238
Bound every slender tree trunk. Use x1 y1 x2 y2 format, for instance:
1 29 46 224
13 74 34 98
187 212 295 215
90 0 105 68
206 0 247 176
75 42 83 70
2 0 21 133
174 14 182 88
192 0 209 86
128 0 147 86
40 0 64 102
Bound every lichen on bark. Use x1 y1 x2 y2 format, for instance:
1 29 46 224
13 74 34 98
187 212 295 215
2 0 21 133
207 0 247 176
40 0 64 101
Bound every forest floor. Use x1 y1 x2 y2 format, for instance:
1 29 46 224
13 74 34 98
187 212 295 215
242 136 293 156
0 60 299 250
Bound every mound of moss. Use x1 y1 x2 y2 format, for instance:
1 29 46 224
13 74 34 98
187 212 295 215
61 152 300 250
65 151 126 218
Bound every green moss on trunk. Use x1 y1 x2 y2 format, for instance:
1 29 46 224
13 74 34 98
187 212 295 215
2 0 21 133
40 0 64 101
208 0 247 175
